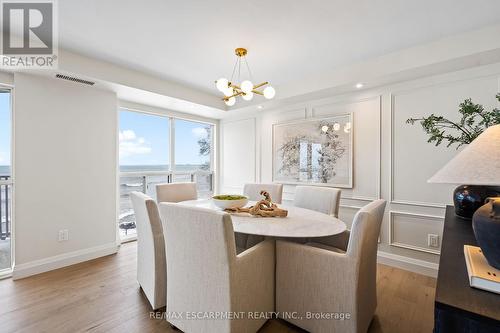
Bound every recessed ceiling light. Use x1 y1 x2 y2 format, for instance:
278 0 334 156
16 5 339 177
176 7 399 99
355 83 364 89
257 105 263 109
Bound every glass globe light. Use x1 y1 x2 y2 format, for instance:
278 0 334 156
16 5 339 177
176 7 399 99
240 80 253 93
321 125 329 133
216 78 229 92
223 87 234 97
333 123 340 131
242 92 254 101
225 97 236 106
263 86 276 99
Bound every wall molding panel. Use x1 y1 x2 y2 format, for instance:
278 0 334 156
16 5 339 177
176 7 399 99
221 117 257 191
389 74 500 208
389 211 444 255
220 63 500 274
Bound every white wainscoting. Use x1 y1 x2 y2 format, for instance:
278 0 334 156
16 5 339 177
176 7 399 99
389 211 444 255
220 62 500 277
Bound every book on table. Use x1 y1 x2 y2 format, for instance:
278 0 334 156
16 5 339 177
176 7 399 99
464 245 500 294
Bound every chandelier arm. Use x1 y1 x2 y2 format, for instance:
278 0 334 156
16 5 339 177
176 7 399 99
223 91 244 101
252 81 268 90
229 83 241 90
252 90 264 95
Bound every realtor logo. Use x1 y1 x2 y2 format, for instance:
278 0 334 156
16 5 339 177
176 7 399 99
1 0 58 68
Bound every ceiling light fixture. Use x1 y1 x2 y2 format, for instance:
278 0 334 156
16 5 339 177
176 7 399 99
215 48 275 106
355 83 364 89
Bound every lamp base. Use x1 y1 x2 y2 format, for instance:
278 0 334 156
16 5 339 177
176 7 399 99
453 185 500 219
472 198 500 270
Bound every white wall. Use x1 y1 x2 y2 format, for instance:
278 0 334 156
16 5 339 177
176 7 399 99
220 62 500 277
13 73 118 279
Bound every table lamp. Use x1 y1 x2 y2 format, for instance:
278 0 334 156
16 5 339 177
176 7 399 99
428 124 500 269
428 124 500 219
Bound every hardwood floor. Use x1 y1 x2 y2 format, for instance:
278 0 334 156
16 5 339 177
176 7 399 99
0 242 436 333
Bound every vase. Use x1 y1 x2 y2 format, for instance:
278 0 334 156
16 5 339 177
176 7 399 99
472 197 500 270
453 185 500 219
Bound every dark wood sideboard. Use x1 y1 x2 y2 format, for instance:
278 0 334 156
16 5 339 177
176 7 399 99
434 206 500 332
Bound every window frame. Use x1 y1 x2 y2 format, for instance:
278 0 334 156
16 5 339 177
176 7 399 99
0 84 14 278
117 106 217 243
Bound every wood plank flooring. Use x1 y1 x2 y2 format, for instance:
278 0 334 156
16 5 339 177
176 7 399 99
0 242 436 333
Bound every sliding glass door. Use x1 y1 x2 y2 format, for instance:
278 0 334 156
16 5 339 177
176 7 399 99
118 109 215 241
118 111 170 240
0 89 12 273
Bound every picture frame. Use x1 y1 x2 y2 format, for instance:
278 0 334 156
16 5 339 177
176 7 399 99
272 114 353 188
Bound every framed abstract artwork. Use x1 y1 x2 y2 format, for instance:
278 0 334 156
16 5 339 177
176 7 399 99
272 114 353 188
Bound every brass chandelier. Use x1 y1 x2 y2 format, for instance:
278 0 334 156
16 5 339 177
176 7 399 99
215 48 276 106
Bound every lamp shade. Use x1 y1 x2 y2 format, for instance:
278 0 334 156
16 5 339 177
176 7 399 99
428 124 500 185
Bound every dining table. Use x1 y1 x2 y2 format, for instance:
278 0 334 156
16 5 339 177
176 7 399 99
178 199 347 238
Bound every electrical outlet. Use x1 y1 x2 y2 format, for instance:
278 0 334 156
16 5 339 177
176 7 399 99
428 234 439 248
58 229 69 242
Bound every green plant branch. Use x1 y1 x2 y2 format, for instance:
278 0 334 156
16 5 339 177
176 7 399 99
406 94 500 149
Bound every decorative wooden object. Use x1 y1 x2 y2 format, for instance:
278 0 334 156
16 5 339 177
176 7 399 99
226 190 288 217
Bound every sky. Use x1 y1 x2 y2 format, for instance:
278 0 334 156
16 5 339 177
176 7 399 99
0 91 10 166
119 110 211 166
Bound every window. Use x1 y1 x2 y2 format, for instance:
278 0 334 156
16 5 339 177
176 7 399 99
119 111 170 240
174 119 212 172
0 89 12 272
118 109 215 241
173 119 214 198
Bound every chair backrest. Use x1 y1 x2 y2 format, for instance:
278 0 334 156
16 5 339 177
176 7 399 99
243 183 284 204
156 182 197 203
346 199 386 325
346 199 386 259
130 191 164 255
159 203 236 329
130 191 166 308
293 186 341 217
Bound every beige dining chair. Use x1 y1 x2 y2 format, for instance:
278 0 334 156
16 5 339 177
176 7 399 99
243 183 284 203
159 203 275 333
156 182 197 203
239 183 284 249
130 191 166 310
293 185 341 217
276 199 386 333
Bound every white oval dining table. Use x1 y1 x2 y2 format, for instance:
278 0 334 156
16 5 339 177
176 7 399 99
178 199 347 238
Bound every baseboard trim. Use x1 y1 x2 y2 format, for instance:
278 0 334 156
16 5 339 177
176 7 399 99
377 251 439 278
12 242 119 280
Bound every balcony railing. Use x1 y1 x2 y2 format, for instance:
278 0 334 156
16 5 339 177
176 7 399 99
119 171 214 239
0 176 11 241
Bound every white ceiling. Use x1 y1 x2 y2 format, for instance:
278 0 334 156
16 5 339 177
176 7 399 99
59 0 500 98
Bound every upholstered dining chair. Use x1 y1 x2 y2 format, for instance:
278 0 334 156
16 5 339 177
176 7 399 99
156 182 197 203
276 199 386 333
243 183 284 203
238 183 284 249
159 203 275 333
293 185 341 217
130 191 166 310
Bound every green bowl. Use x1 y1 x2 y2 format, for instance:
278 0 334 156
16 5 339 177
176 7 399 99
212 195 249 209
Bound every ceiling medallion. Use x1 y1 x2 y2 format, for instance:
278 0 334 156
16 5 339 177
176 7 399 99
215 48 276 106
